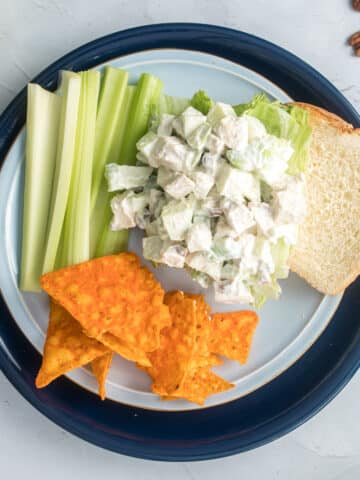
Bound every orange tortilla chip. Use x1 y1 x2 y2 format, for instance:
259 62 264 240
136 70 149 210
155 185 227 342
184 293 218 370
147 291 197 395
40 253 171 354
98 332 150 367
36 301 108 388
163 367 234 405
209 311 259 364
192 353 223 369
91 352 113 400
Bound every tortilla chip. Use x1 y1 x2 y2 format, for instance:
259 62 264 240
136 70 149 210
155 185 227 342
209 311 259 364
147 291 197 395
184 293 218 370
192 353 223 369
163 367 234 405
40 253 171 355
98 331 150 367
36 301 108 388
91 352 113 400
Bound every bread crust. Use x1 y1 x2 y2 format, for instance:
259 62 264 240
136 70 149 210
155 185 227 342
288 102 360 295
289 102 360 135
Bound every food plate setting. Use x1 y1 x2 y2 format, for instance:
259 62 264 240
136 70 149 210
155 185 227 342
0 24 359 461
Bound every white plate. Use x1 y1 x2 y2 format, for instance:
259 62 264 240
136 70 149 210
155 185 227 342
0 49 341 410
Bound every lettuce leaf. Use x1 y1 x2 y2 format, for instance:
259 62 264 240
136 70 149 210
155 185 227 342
190 90 214 115
234 95 312 174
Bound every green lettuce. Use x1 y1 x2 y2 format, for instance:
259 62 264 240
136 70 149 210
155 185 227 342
190 90 214 115
233 95 312 174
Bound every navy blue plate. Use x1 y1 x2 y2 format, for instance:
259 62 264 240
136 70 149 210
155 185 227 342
0 23 359 461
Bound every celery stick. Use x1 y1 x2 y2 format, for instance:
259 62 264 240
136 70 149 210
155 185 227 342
119 73 163 165
95 223 129 257
150 93 190 130
20 84 61 291
91 67 128 212
157 93 190 116
61 70 101 267
42 71 81 274
90 85 135 256
94 74 162 257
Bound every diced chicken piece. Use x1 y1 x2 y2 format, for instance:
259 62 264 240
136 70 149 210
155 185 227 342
161 198 194 241
164 174 195 199
207 102 236 126
136 131 158 163
214 278 254 304
143 236 163 263
110 191 147 230
185 252 222 280
161 243 187 268
205 133 225 155
173 106 207 138
157 113 175 136
272 176 306 224
224 202 256 235
191 170 215 199
152 136 195 171
249 202 274 236
214 217 239 239
187 123 211 150
216 164 260 203
201 153 225 177
254 238 275 278
105 164 153 192
186 223 212 253
213 116 248 151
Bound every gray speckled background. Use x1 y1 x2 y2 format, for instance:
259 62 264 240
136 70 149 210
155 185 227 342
1 1 359 478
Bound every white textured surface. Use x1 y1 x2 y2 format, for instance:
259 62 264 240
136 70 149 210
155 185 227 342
1 0 360 478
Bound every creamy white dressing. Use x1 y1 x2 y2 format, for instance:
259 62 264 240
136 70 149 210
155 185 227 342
107 101 307 305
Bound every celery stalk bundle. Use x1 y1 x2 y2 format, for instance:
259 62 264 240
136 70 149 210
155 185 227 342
20 68 163 291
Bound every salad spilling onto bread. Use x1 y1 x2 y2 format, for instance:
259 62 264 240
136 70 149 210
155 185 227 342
106 95 310 307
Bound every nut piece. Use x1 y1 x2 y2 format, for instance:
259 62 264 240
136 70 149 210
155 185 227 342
355 46 360 57
353 0 360 11
349 31 360 46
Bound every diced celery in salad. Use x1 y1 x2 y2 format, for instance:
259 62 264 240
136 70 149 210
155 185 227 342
107 95 311 307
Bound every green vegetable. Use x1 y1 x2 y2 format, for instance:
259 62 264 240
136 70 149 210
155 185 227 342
233 93 268 116
251 280 281 309
61 70 101 267
95 74 163 257
20 84 61 291
233 94 312 174
150 93 189 129
42 71 81 274
120 73 163 164
90 85 136 257
190 90 214 115
105 164 153 191
272 238 291 279
91 67 128 211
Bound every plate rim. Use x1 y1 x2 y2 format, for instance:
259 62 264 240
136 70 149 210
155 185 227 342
0 23 359 461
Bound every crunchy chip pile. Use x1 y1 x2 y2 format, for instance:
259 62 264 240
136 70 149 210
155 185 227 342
36 252 259 404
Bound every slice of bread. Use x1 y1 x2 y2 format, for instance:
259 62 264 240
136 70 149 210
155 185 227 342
289 103 360 295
